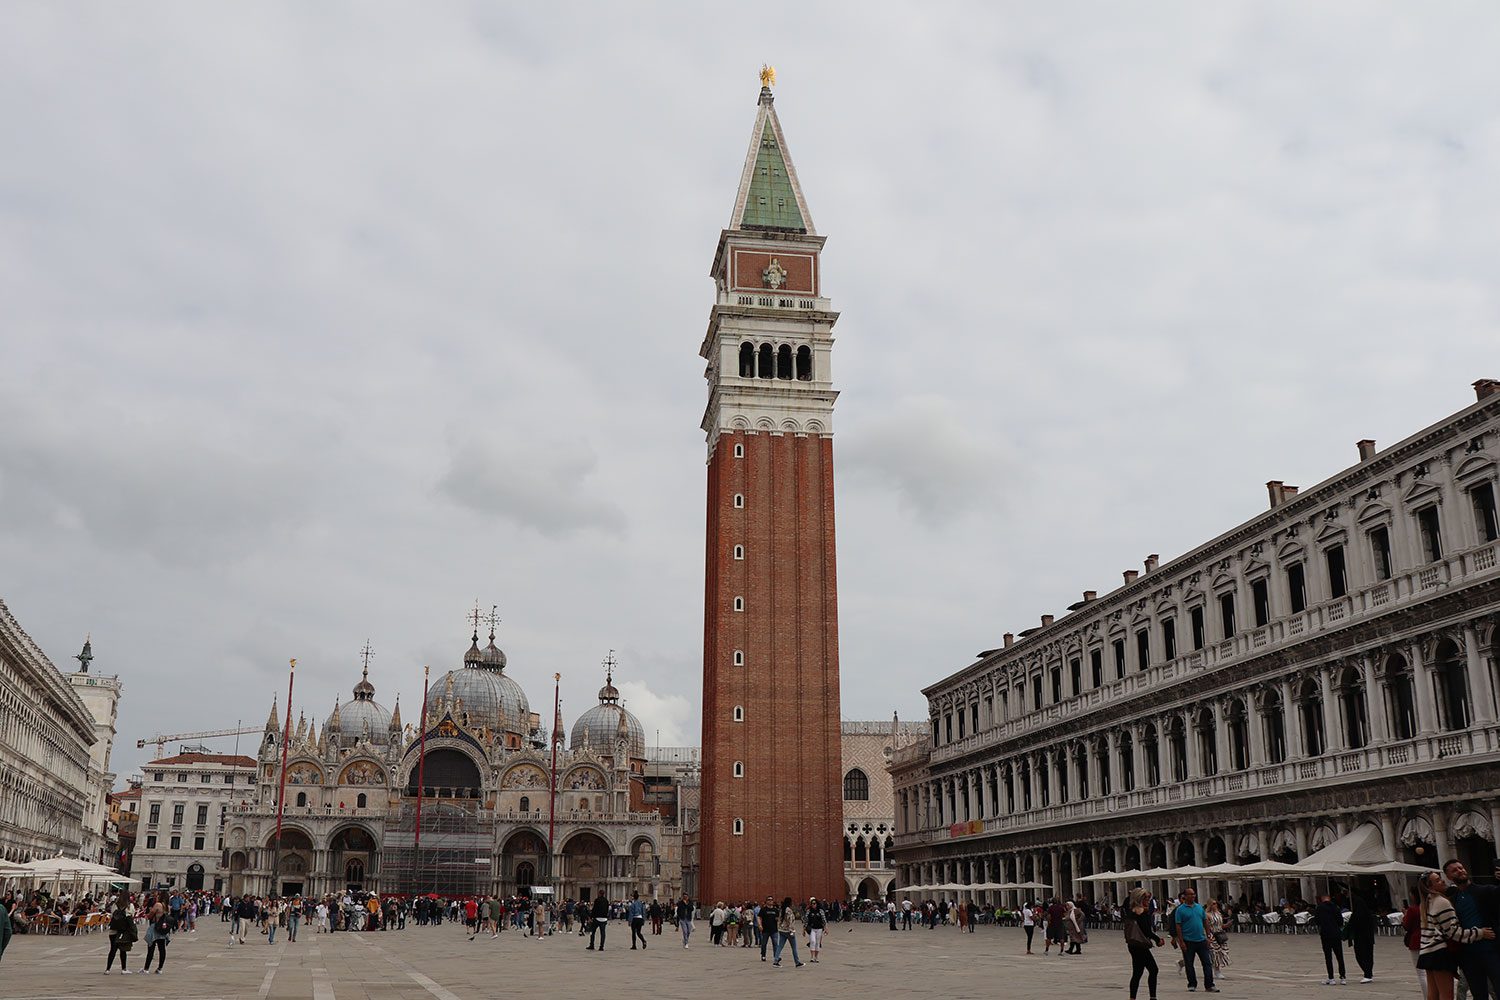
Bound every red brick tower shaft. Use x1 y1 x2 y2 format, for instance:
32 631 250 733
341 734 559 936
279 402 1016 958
698 79 844 905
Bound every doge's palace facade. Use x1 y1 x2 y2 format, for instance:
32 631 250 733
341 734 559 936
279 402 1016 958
891 380 1500 905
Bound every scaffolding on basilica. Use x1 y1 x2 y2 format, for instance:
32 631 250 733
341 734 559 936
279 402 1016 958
382 801 488 899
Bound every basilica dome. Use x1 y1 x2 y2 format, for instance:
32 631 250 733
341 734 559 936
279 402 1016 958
570 666 646 760
326 664 393 746
426 629 531 734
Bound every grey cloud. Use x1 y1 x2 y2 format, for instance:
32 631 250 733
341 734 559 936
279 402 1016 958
840 395 1014 526
1 3 1496 776
0 397 312 569
438 435 626 539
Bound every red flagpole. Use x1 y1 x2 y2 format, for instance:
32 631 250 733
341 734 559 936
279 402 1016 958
547 672 561 889
270 658 296 895
414 665 430 880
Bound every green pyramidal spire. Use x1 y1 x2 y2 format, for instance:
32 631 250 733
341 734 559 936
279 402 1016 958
730 85 814 235
741 122 805 231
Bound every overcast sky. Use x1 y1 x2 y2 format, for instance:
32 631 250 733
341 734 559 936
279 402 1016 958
3 4 1497 780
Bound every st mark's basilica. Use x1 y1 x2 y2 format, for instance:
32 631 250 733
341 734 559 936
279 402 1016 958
221 620 678 903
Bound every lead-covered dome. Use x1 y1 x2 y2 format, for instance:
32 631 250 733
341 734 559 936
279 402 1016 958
426 628 530 733
570 662 645 760
327 663 392 746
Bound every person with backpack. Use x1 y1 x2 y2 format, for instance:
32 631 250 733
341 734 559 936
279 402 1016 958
106 901 137 974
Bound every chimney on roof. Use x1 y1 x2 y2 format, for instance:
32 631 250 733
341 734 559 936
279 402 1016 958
1123 569 1139 584
1083 590 1097 603
1003 632 1014 648
1266 481 1300 508
1041 614 1054 627
1476 378 1500 401
1144 554 1159 574
1357 439 1377 462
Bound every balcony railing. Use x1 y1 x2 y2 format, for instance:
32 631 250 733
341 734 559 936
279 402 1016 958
924 543 1499 768
898 723 1499 848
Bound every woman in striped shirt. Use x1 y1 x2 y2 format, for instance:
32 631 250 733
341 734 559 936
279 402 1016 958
1417 870 1494 1000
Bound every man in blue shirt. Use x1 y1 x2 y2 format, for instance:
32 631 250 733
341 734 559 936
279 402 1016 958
1170 888 1218 993
1445 859 1497 1000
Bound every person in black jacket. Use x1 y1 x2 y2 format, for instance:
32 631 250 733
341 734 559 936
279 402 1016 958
106 904 137 974
1347 880 1378 984
674 895 694 947
586 894 609 951
1314 894 1347 985
1124 888 1163 1000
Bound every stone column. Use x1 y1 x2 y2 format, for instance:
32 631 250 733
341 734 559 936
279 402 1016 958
1088 844 1102 902
1048 848 1060 897
1069 847 1081 900
1190 834 1207 899
1281 679 1305 759
1185 710 1203 779
1412 642 1439 734
1434 806 1455 864
1247 694 1266 766
1132 724 1149 790
1364 655 1389 744
1320 666 1341 752
1105 731 1121 795
1294 822 1313 901
1465 625 1497 724
1213 701 1232 775
1086 743 1101 800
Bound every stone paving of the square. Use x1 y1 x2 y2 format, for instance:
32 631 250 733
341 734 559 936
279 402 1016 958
1 920 1428 1000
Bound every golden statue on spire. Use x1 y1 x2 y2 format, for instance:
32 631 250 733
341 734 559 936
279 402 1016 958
760 64 776 89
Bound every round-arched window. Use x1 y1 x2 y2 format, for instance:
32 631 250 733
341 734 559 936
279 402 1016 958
843 768 870 801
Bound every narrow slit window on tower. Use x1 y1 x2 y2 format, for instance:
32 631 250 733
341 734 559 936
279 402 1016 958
758 343 774 379
733 443 744 459
733 596 744 612
733 544 744 560
776 344 793 379
796 345 812 380
738 342 755 378
733 493 744 508
732 705 744 722
733 761 744 778
733 650 744 666
733 818 744 835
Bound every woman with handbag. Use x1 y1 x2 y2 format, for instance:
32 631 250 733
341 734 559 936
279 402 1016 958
1205 899 1230 979
105 902 137 974
1417 869 1493 1000
1124 887 1164 1000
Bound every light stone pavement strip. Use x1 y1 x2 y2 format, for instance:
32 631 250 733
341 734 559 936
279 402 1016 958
0 921 1431 999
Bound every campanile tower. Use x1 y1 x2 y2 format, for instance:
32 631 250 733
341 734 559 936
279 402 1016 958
699 74 843 905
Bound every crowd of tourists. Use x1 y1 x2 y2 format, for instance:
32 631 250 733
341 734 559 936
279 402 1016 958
12 866 1498 998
